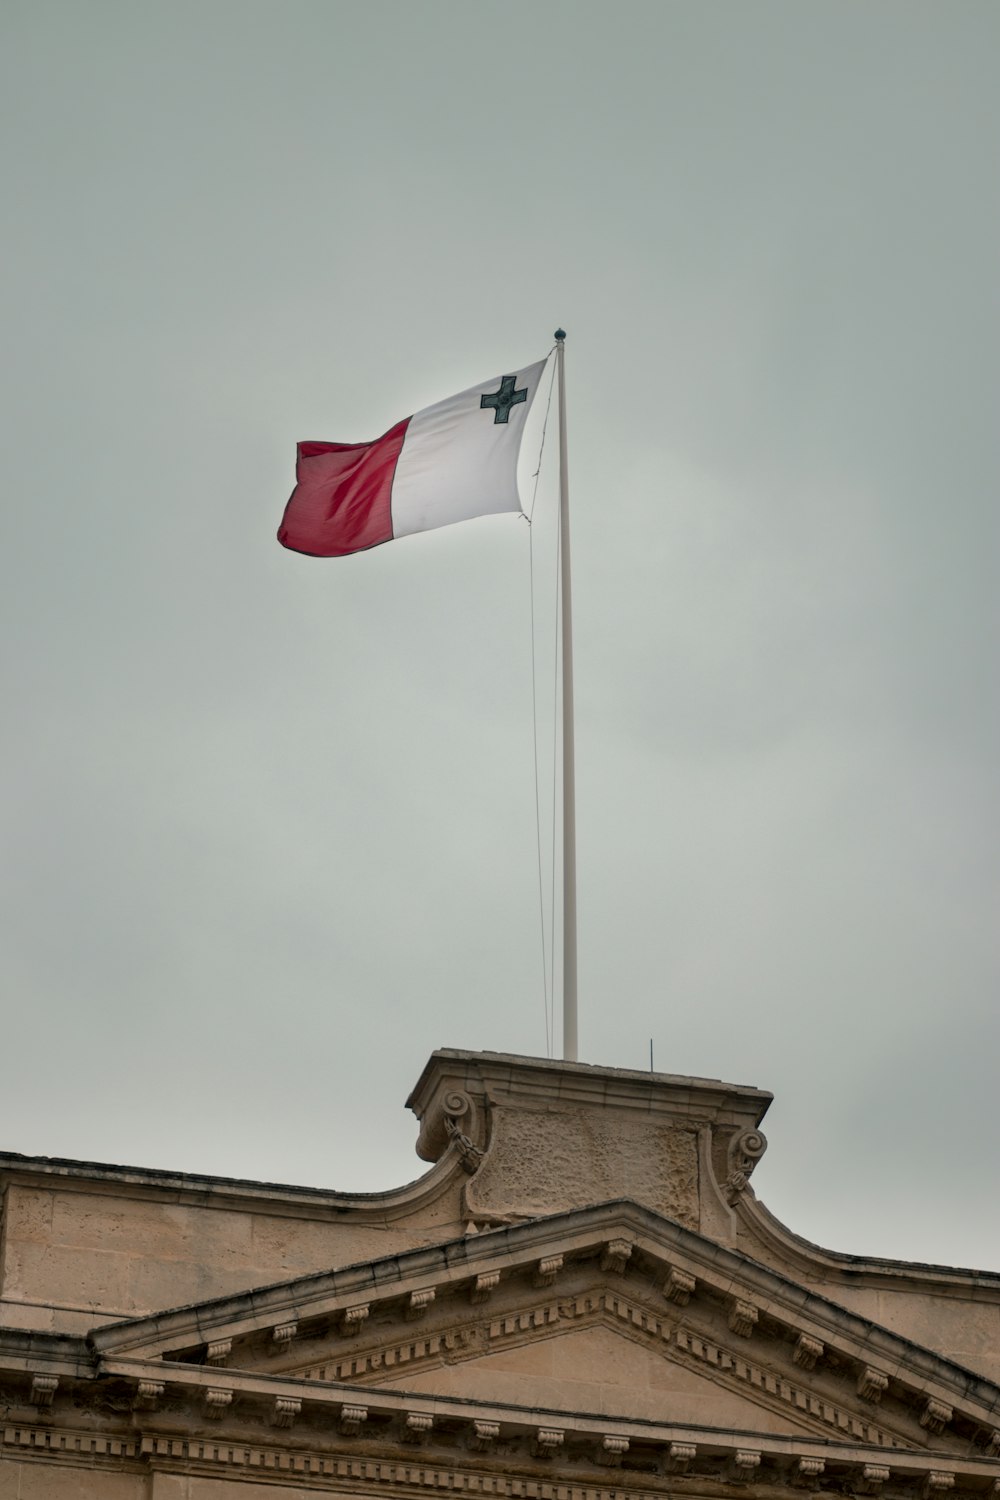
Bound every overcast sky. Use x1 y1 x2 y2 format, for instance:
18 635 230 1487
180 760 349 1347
2 1 998 1272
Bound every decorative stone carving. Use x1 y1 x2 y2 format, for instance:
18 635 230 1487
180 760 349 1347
341 1304 371 1334
674 1323 896 1447
532 1428 564 1457
985 1431 1000 1459
415 1085 482 1165
860 1465 891 1494
272 1321 298 1349
858 1367 889 1403
921 1399 953 1435
340 1403 368 1436
663 1266 696 1305
30 1374 58 1407
666 1443 697 1473
206 1338 232 1366
462 1106 700 1229
733 1450 762 1479
404 1412 433 1442
272 1397 301 1429
725 1128 768 1201
8 1415 990 1500
445 1109 485 1175
534 1254 563 1287
471 1271 500 1302
601 1436 629 1466
796 1457 826 1485
728 1297 758 1337
204 1388 233 1419
793 1333 824 1370
133 1380 164 1411
470 1420 499 1452
407 1289 435 1319
297 1323 473 1384
442 1088 474 1123
600 1238 633 1274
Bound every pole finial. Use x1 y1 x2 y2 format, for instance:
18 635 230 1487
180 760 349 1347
554 327 566 341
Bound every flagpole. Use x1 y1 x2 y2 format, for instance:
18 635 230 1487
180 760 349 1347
555 329 578 1062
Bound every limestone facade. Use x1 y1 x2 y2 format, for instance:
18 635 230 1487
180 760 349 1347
1 1049 999 1498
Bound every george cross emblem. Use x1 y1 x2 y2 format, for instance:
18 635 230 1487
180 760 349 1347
480 374 528 425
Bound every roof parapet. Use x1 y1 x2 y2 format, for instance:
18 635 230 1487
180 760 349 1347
407 1049 772 1237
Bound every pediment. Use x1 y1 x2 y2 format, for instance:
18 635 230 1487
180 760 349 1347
234 1273 971 1454
370 1319 830 1436
91 1200 1000 1464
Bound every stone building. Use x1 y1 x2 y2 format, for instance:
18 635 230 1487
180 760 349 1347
1 1049 999 1499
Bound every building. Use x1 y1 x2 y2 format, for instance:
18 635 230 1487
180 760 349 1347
1 1049 999 1498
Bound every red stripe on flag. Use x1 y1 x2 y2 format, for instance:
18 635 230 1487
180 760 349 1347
277 418 410 557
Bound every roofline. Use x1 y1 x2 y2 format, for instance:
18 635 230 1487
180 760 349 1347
85 1195 1000 1420
407 1048 774 1118
0 1145 463 1224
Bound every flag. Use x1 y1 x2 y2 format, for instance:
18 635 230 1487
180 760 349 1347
277 359 547 557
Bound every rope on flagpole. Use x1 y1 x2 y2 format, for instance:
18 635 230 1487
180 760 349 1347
526 352 558 1056
525 350 557 525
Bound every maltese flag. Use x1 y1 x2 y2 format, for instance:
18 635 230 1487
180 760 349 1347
278 358 547 557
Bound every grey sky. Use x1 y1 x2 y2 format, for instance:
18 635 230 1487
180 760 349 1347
2 1 998 1270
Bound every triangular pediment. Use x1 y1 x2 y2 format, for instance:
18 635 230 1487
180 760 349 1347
256 1272 945 1452
377 1319 829 1435
90 1200 1000 1463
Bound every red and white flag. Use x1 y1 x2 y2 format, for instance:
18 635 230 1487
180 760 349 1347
278 359 547 557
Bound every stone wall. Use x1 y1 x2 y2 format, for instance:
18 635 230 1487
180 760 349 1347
0 1164 468 1334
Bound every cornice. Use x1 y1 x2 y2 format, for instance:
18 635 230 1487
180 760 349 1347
0 1327 90 1380
407 1051 771 1165
0 1142 466 1224
735 1198 1000 1301
2 1361 998 1499
287 1284 909 1450
84 1200 1000 1444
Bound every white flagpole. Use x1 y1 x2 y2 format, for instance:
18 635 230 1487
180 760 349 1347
555 329 578 1062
